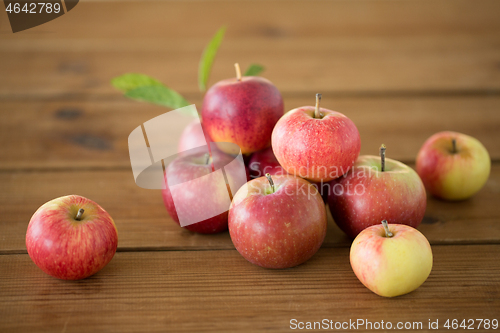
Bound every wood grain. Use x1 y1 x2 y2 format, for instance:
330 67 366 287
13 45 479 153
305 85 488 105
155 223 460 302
1 95 499 171
1 1 499 331
1 164 499 253
1 0 499 97
0 245 499 332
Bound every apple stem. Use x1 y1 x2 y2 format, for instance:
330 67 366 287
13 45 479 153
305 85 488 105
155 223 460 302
234 63 242 81
205 153 211 165
451 138 457 154
381 220 393 238
314 93 322 119
75 208 84 221
380 144 386 172
265 173 275 193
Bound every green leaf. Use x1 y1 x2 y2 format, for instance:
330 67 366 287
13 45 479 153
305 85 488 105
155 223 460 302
198 26 226 92
111 73 163 93
125 86 192 112
244 64 265 76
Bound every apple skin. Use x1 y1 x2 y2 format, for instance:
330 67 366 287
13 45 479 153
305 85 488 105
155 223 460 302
201 76 284 155
350 223 433 297
26 195 118 280
162 149 240 234
229 175 327 269
178 119 212 155
248 146 287 179
328 155 426 239
272 106 361 182
416 131 491 201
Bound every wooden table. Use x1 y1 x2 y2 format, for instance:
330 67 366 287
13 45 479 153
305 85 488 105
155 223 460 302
1 1 499 332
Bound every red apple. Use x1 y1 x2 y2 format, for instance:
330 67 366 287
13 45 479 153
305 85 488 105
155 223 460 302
328 146 426 239
248 146 287 179
229 174 327 269
177 118 212 155
26 195 118 280
350 221 433 297
272 94 360 182
201 64 284 155
162 148 246 234
416 131 491 201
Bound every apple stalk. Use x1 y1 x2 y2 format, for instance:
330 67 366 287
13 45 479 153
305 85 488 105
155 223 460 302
314 93 322 119
380 144 386 172
381 220 393 238
451 138 457 154
265 173 275 193
75 208 84 221
234 63 242 82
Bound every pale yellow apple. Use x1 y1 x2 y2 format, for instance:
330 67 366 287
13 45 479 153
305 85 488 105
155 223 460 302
350 223 433 297
416 131 490 201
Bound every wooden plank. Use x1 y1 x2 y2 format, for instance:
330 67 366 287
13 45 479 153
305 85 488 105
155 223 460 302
1 164 500 253
1 95 499 171
0 245 499 332
3 0 499 40
0 1 499 96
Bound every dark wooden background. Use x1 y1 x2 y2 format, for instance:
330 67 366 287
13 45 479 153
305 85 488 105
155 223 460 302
1 1 499 332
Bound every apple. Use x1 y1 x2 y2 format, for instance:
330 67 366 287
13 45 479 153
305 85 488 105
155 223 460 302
350 220 433 297
201 63 284 155
162 148 245 234
229 174 327 269
272 94 361 182
311 181 330 204
178 118 211 155
248 146 286 179
416 131 491 201
328 146 426 239
26 195 118 280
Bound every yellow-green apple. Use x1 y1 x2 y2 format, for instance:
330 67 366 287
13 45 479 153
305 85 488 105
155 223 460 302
26 195 118 280
416 131 491 201
178 118 212 154
328 146 426 239
229 174 327 269
272 94 360 182
350 220 433 297
162 148 246 234
248 146 286 179
201 63 284 155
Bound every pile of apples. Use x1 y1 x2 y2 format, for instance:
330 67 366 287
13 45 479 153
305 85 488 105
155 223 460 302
26 64 491 299
172 64 491 297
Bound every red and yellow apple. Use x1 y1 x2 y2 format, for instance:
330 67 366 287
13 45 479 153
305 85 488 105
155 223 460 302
350 221 433 297
328 151 426 239
201 64 284 155
272 94 360 182
248 146 286 179
162 148 245 234
229 174 327 269
416 131 491 200
178 118 212 155
26 195 118 280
